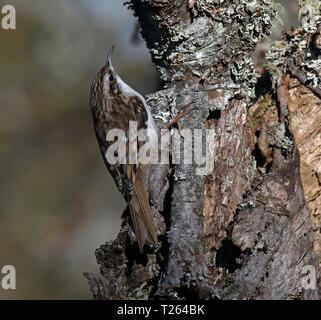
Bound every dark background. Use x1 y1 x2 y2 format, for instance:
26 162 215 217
0 0 298 299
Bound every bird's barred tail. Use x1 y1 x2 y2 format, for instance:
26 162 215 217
129 167 158 253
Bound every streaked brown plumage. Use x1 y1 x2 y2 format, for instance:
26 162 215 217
89 46 158 252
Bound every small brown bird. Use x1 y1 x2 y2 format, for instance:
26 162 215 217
90 46 158 253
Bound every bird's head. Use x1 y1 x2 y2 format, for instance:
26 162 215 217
102 45 121 95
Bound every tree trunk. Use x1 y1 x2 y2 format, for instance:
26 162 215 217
84 0 320 300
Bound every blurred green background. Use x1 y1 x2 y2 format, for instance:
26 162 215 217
0 0 297 299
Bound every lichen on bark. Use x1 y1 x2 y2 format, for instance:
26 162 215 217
85 0 320 300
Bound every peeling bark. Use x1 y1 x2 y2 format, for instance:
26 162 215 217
85 0 320 300
288 78 321 268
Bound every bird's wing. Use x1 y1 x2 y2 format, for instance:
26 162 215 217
116 95 149 202
91 92 149 203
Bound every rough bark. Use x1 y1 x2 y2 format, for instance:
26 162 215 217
289 79 321 265
84 0 320 300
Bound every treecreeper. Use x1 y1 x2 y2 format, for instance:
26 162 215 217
89 46 158 253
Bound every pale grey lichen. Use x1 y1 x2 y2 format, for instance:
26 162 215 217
269 123 293 151
306 58 321 87
230 56 259 98
265 15 321 92
265 40 287 84
169 24 189 43
134 0 281 92
225 0 281 97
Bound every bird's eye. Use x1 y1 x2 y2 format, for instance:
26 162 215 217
109 74 114 81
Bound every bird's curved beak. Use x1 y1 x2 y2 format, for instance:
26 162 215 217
106 45 115 66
